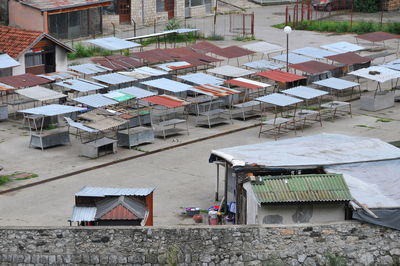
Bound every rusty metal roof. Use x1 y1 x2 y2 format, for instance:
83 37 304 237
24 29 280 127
0 73 51 88
20 0 112 11
191 41 222 53
91 55 143 71
95 196 147 220
213 46 255 59
257 70 305 83
141 95 189 108
325 52 371 65
132 49 173 63
251 174 352 204
356 31 400 42
289 60 337 74
76 186 154 197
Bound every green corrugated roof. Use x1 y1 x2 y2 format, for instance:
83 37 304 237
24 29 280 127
251 174 352 203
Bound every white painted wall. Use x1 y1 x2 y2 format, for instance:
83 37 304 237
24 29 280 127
13 56 26 75
55 46 68 72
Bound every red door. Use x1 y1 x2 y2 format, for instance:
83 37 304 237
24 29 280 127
165 0 175 19
118 0 131 24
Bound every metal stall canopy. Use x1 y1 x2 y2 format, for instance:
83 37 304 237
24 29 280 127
91 55 143 71
103 91 135 102
132 49 174 64
0 53 20 68
115 86 156 99
349 66 400 83
271 53 312 64
289 60 337 74
282 86 328 99
141 78 193 94
224 78 271 90
207 65 256 78
92 73 137 85
356 32 400 43
55 78 107 93
320 41 365 53
155 61 194 72
69 63 112 75
16 86 67 102
38 71 80 81
243 60 284 71
256 93 303 107
190 84 240 97
141 95 189 108
314 77 360 91
257 70 306 83
84 37 141 51
242 41 285 55
72 94 118 108
0 73 51 88
382 59 400 71
178 73 225 85
292 47 338 60
326 52 372 65
20 104 86 116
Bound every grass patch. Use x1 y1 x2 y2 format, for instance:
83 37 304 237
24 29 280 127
233 35 256 42
67 43 113 60
376 118 395 123
44 124 58 130
273 20 400 35
355 124 376 129
0 172 39 186
0 175 10 186
207 34 225 41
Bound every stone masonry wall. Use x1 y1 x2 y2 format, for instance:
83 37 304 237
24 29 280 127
384 0 400 10
0 222 399 265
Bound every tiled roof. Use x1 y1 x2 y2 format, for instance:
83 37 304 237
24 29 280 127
20 0 112 11
251 174 352 203
0 26 42 59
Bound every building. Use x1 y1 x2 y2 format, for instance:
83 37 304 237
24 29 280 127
8 0 112 39
69 187 155 226
244 174 352 225
0 26 73 76
209 133 400 230
103 0 213 27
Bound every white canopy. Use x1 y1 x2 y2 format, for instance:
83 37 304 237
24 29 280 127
207 65 255 78
16 86 66 101
349 66 400 83
84 37 141 51
0 53 20 69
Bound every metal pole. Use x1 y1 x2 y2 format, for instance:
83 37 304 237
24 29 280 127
286 34 289 72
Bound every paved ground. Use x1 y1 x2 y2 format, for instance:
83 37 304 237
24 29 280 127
0 4 400 226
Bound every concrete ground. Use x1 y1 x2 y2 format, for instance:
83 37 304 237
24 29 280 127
0 4 400 226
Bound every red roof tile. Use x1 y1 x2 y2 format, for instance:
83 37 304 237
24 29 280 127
100 204 139 220
0 26 43 59
257 70 305 83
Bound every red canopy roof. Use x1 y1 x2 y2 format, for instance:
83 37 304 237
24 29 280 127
0 73 51 88
224 79 263 89
289 60 337 74
141 95 188 108
92 55 143 71
132 49 173 63
191 41 222 53
213 46 255 59
325 52 371 65
257 70 305 83
356 32 400 42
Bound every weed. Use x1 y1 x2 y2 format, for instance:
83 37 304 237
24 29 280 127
376 118 394 123
132 147 149 153
166 246 178 266
355 124 376 129
67 43 113 60
207 34 225 41
326 253 347 266
0 172 38 186
44 124 58 130
0 175 10 186
233 35 256 42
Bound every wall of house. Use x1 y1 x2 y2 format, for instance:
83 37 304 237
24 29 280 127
0 223 399 265
55 46 68 72
8 0 44 31
13 56 26 75
384 0 400 10
189 5 207 18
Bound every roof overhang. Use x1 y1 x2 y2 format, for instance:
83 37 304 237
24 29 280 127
21 0 112 12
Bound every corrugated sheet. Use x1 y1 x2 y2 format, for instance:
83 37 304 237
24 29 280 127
73 94 118 108
38 71 80 81
325 52 371 65
0 82 14 92
85 37 141 51
356 31 400 42
20 104 86 116
289 60 337 74
349 66 400 83
16 86 66 101
282 86 328 100
313 77 359 91
132 49 173 63
116 86 156 99
0 53 20 68
242 41 284 54
69 63 111 75
133 66 168 76
256 93 303 107
96 196 147 220
190 84 240 97
272 53 312 64
0 73 51 88
93 73 136 85
141 78 192 93
92 55 143 71
20 0 112 11
179 73 225 85
251 174 352 203
321 41 364 53
101 205 138 220
55 78 106 92
76 186 154 197
191 41 222 53
156 61 193 71
257 70 305 83
69 206 97 222
224 78 271 89
243 60 284 70
213 46 254 59
207 65 255 78
103 91 135 102
382 59 400 71
292 47 337 59
142 95 188 108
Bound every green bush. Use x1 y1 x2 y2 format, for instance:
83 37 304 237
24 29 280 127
207 34 225 41
67 43 113 60
354 0 380 13
165 18 182 31
0 175 10 186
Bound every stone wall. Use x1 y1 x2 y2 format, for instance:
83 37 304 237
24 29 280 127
0 222 399 265
384 0 400 10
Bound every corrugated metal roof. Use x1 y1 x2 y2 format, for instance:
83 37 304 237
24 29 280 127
20 104 86 116
133 66 168 76
191 41 222 53
0 53 20 68
313 77 359 91
289 60 337 74
132 49 173 63
156 61 193 71
91 55 143 71
69 63 111 75
214 46 254 59
224 78 271 90
272 53 312 64
21 0 112 11
356 31 400 42
382 59 400 71
55 78 106 92
142 95 189 108
76 186 154 197
251 174 352 203
292 47 337 59
349 66 400 83
0 82 14 92
256 93 303 107
282 86 328 100
321 41 364 53
103 91 135 102
72 94 118 108
96 196 147 220
116 86 156 99
179 72 225 85
85 37 141 51
325 52 371 65
69 206 97 222
190 84 240 97
257 70 305 83
207 65 255 78
175 28 199 34
243 59 284 70
38 71 80 81
0 73 51 88
92 73 136 85
16 86 67 101
242 41 284 54
141 78 192 93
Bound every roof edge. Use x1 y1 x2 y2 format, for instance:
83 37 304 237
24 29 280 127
20 0 112 12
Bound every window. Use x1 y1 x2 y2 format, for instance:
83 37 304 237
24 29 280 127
0 68 12 77
156 0 165 12
185 0 204 7
103 0 118 14
25 53 43 67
